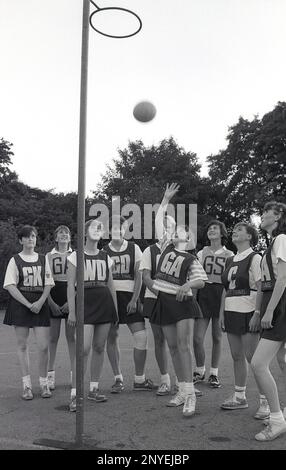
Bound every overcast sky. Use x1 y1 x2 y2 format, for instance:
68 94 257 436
1 0 286 195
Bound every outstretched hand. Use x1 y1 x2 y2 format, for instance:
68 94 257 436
163 183 180 202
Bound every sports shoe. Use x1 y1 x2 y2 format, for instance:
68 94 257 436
254 399 270 420
156 383 171 396
221 394 248 410
208 375 221 388
193 372 205 384
133 378 156 391
22 386 33 400
47 375 55 391
183 394 196 417
69 396 76 412
166 392 186 407
111 379 124 394
255 422 286 441
41 384 52 398
195 387 203 397
87 388 108 402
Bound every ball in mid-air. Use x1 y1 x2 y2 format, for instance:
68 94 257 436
133 101 156 123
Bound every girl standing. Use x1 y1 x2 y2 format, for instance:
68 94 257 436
140 242 171 395
193 220 233 388
67 219 118 412
3 225 54 399
152 184 207 417
47 225 75 390
220 222 269 420
103 216 154 393
251 202 286 441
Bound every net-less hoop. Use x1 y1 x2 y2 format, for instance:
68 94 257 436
89 2 142 39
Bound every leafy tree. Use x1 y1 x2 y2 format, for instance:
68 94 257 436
206 102 286 228
0 138 17 183
0 220 18 306
93 137 209 249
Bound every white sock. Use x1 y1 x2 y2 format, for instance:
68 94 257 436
178 382 185 395
160 373 170 386
39 376 48 387
185 382 195 396
259 394 267 403
22 375 32 389
134 374 145 384
270 411 285 426
234 386 246 400
90 381 99 391
209 367 218 377
175 377 179 387
71 388 76 398
115 374 123 382
195 366 205 376
48 370 55 379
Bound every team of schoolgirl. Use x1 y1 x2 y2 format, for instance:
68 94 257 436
3 183 286 442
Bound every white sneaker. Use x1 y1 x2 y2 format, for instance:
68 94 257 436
183 394 196 417
156 383 171 396
255 422 286 441
166 392 186 407
254 399 270 420
221 394 248 410
41 384 52 398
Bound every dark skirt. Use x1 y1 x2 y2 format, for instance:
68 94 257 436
150 291 202 326
83 286 118 325
143 297 157 319
50 281 68 319
197 283 224 319
4 293 50 328
116 291 145 325
224 311 257 335
260 289 286 342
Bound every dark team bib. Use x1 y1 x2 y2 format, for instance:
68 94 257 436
155 245 195 286
202 247 232 284
221 252 258 297
84 251 109 288
14 254 46 293
49 251 71 282
104 242 135 281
